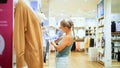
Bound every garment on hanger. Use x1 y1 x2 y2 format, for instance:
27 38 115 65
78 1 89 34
14 0 43 68
71 42 76 51
111 21 116 32
90 38 94 47
43 29 50 63
117 50 120 62
75 42 80 51
116 20 120 32
85 37 90 48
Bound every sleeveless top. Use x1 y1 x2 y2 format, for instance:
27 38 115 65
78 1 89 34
56 37 73 57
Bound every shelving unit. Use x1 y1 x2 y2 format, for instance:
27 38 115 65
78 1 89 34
96 15 105 65
111 32 120 62
85 26 96 36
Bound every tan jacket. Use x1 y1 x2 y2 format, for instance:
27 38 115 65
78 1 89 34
13 1 43 68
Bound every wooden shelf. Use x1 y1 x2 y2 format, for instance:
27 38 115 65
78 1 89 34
112 32 120 35
74 27 85 29
98 24 104 28
113 46 120 48
98 16 104 21
74 38 84 42
97 61 104 65
112 40 120 42
98 32 104 34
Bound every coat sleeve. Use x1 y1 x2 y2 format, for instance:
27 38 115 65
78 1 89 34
13 1 27 67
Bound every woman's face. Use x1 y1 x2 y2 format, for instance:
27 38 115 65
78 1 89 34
59 25 66 32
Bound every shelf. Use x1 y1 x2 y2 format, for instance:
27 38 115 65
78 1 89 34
98 24 104 28
112 61 120 65
74 27 85 29
98 16 104 21
74 38 84 42
113 46 120 48
112 32 120 35
112 40 120 42
97 61 104 65
98 32 104 34
112 59 117 62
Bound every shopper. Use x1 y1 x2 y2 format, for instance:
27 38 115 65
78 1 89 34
51 19 74 68
13 0 43 68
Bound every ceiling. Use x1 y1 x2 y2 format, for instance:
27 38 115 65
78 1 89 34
111 0 120 13
49 0 100 18
41 0 120 18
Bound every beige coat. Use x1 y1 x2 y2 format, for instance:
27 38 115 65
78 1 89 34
13 1 43 68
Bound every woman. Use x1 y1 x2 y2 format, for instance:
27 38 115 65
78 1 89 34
51 19 74 68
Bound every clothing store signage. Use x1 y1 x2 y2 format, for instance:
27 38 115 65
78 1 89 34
0 0 13 68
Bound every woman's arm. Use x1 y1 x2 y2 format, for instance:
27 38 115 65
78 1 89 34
51 36 73 52
55 36 63 44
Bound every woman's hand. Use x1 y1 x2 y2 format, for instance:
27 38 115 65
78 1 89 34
50 40 56 46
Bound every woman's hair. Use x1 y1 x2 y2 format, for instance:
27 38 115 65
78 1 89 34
60 19 74 29
60 19 75 39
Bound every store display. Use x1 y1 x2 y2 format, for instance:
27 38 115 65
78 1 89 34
111 32 120 62
85 27 96 36
111 4 120 67
111 20 120 32
0 0 13 67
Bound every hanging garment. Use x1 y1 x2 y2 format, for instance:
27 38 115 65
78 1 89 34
85 37 90 48
43 39 50 63
111 42 115 59
117 50 120 62
71 42 76 51
90 38 94 47
14 1 43 68
111 21 116 32
75 42 80 51
116 21 120 32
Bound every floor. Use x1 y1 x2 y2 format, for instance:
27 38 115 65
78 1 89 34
44 51 105 68
13 51 120 68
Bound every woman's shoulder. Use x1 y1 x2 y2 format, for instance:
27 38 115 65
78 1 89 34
64 35 73 43
64 35 72 39
63 35 73 46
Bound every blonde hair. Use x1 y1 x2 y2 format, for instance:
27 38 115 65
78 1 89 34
60 19 74 29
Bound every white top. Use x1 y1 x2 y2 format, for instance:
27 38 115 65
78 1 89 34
116 20 120 32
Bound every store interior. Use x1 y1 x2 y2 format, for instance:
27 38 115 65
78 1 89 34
13 0 120 68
